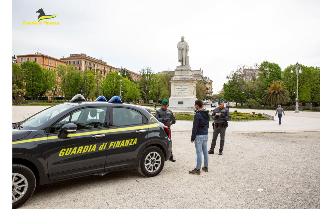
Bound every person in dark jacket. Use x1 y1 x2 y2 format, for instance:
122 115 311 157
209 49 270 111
189 100 210 175
155 100 176 162
208 99 231 155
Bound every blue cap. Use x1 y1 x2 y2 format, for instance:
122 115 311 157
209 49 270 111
108 96 123 103
95 96 107 102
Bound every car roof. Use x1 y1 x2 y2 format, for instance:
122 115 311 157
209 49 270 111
63 101 151 113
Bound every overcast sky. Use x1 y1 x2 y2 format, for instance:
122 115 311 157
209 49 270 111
12 0 320 93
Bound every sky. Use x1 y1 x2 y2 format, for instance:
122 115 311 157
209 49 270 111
12 0 320 93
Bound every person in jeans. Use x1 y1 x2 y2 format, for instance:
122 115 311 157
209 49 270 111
275 105 285 125
189 100 210 175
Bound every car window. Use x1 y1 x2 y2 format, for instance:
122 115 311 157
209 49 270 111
113 108 142 126
21 104 71 129
71 107 107 130
49 115 71 133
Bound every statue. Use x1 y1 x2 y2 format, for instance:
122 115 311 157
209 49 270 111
177 36 189 66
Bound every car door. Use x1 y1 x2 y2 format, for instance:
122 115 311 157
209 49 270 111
46 106 109 181
105 107 148 170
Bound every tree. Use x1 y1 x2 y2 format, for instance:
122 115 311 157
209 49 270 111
150 74 162 103
159 74 170 101
12 63 25 104
101 71 120 99
119 67 133 82
39 68 56 97
263 80 290 107
160 71 174 98
122 79 141 102
196 80 207 100
21 61 46 100
139 68 153 103
81 70 95 100
92 71 102 99
58 65 82 99
256 61 282 103
310 67 320 104
223 71 246 106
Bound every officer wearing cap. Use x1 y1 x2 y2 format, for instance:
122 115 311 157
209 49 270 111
155 100 176 162
208 99 231 155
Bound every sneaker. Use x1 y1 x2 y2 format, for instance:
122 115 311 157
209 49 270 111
219 150 223 155
208 149 214 154
202 167 208 172
189 168 200 175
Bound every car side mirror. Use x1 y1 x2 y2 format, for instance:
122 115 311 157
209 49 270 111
58 123 77 139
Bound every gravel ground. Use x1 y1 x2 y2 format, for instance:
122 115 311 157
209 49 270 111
21 131 320 209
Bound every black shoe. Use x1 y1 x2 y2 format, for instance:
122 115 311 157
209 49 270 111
208 149 214 154
218 150 223 155
169 156 176 162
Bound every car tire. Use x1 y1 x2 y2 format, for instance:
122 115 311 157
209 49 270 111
138 146 164 177
12 164 36 209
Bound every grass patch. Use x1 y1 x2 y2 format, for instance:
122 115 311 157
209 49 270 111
151 111 270 121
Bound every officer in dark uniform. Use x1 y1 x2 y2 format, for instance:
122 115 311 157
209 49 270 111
208 99 231 155
155 100 176 162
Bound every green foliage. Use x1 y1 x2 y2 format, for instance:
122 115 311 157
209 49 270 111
101 71 121 99
246 99 261 109
81 70 95 100
58 65 82 99
119 67 133 82
263 80 290 106
196 80 207 100
223 73 246 106
139 68 153 103
12 63 26 104
21 61 46 99
41 68 56 97
122 79 141 102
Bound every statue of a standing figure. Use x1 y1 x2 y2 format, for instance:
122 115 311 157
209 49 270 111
177 36 189 66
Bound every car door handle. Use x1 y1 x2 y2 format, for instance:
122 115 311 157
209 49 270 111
92 134 105 138
136 129 147 133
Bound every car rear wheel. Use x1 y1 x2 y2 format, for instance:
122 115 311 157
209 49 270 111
138 146 164 177
12 164 36 209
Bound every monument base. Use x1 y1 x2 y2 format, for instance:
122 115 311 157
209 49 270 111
169 97 196 111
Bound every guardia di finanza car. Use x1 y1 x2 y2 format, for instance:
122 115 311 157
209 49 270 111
12 95 172 208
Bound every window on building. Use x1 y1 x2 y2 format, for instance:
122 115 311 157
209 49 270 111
26 58 30 61
49 60 51 66
79 60 81 64
55 61 57 67
85 61 87 65
20 58 24 63
33 58 38 62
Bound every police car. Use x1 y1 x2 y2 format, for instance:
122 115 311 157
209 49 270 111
12 95 172 208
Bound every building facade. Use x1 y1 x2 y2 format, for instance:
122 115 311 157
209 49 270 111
192 69 213 96
61 53 117 78
16 53 67 70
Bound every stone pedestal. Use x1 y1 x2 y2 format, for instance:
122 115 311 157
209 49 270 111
169 65 197 111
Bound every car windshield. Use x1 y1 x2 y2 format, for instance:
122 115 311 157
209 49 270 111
20 104 71 129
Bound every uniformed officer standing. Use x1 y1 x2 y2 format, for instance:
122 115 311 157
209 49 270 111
155 100 176 162
208 99 231 155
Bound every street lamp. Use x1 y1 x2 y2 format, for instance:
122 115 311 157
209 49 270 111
295 62 300 113
118 67 126 98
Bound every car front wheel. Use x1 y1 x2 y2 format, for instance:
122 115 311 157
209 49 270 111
138 146 164 177
12 164 36 209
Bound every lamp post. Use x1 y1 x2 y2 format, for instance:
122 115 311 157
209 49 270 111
295 62 300 113
118 67 126 98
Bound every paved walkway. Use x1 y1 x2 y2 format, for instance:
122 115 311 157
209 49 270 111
12 106 320 132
